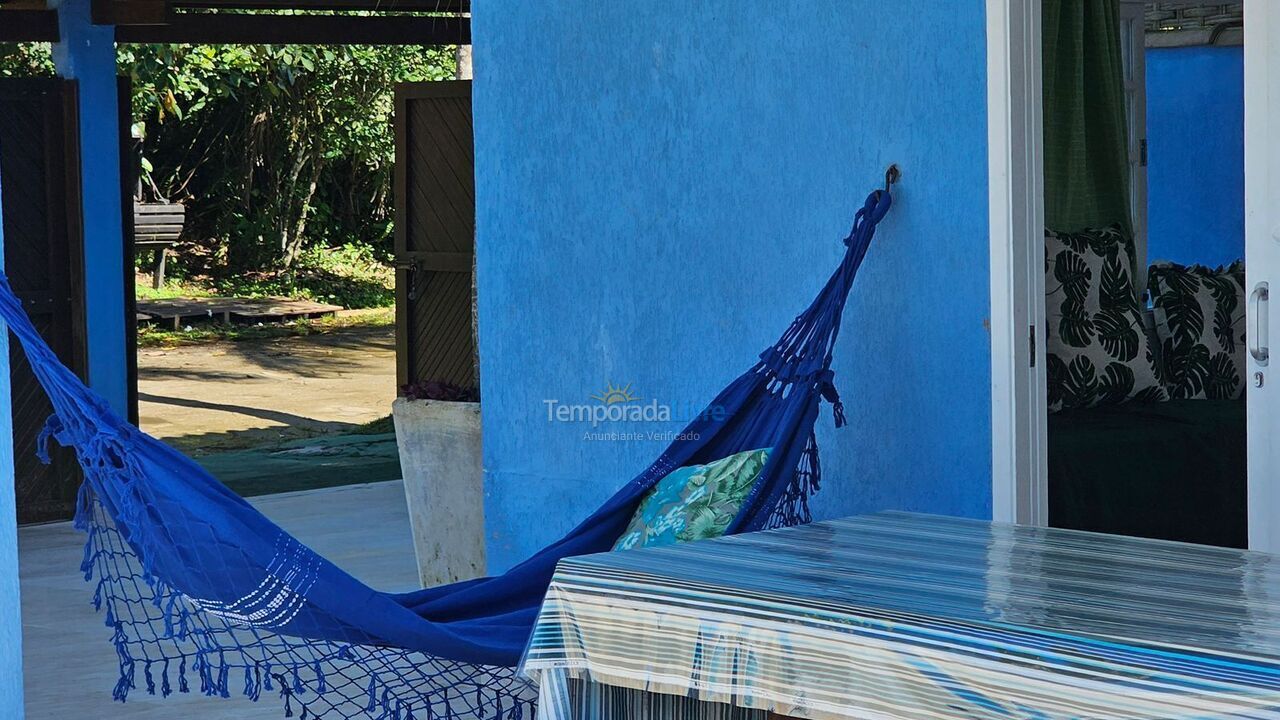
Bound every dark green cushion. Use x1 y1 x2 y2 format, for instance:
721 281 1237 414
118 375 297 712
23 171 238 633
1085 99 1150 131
1048 399 1245 548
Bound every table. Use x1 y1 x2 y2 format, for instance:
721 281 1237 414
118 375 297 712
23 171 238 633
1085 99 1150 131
519 512 1280 720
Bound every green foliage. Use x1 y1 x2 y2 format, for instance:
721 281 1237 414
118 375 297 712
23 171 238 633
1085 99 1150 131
0 41 455 297
211 243 394 309
134 279 213 301
123 43 455 275
351 414 395 435
0 43 54 77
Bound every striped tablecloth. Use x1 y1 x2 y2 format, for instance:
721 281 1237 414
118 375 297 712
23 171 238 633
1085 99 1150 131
519 511 1280 720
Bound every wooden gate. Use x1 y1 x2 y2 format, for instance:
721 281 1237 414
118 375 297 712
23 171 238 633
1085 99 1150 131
0 78 88 524
393 81 477 390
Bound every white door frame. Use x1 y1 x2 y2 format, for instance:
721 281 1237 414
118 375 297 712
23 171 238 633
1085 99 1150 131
1245 2 1280 553
987 0 1048 526
991 0 1279 550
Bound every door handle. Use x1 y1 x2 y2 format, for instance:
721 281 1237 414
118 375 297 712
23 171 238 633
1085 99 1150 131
395 258 422 301
1251 282 1270 367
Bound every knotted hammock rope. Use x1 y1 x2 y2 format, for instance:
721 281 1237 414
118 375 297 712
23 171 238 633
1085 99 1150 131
2 182 893 719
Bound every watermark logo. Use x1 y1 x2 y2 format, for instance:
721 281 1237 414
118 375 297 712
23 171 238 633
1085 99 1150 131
543 381 724 443
590 381 641 406
545 381 670 427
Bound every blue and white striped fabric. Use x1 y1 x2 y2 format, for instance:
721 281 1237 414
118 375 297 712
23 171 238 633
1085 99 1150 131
521 512 1280 720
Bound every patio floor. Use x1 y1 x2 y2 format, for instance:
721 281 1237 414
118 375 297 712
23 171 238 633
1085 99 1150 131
19 480 419 718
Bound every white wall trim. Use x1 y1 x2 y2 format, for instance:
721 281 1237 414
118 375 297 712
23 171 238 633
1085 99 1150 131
1245 2 1280 553
987 0 1047 526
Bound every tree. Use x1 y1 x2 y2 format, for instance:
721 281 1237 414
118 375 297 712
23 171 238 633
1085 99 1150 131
121 43 455 273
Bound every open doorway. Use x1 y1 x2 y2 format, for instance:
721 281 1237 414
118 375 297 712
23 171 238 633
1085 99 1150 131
1043 1 1246 548
2 30 473 511
124 42 457 498
5 5 479 716
990 0 1251 548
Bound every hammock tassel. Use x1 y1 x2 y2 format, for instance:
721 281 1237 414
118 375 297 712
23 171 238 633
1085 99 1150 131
161 659 172 698
379 687 392 719
193 650 210 695
112 660 135 702
175 607 190 640
161 593 179 637
110 624 135 702
35 413 63 465
816 370 846 428
72 480 94 533
79 522 96 579
216 653 231 698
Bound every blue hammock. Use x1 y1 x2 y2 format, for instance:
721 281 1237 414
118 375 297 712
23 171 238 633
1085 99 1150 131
1 183 893 719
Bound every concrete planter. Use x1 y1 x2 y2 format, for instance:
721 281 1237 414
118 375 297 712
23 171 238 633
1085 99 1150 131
391 397 485 587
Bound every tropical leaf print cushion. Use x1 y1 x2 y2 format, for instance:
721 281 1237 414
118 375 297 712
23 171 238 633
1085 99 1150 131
612 448 770 551
1148 261 1246 400
1045 225 1166 412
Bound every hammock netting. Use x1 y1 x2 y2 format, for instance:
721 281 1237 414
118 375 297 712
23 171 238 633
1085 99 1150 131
1 186 892 719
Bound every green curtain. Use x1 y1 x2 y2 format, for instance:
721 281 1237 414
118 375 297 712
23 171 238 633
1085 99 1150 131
1042 0 1132 233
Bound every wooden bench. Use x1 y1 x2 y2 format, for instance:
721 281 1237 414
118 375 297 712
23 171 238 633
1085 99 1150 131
134 201 186 289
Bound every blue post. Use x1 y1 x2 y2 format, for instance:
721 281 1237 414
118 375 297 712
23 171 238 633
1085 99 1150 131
53 0 128 415
0 126 26 719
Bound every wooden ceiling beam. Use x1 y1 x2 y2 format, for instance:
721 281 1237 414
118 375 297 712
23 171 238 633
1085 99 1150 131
91 0 169 24
94 0 468 24
0 8 60 42
114 12 469 44
175 0 468 11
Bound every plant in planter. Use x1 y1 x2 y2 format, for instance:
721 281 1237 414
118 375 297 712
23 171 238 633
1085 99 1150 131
392 380 483 588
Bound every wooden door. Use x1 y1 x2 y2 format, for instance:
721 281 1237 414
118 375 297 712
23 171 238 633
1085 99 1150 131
120 76 139 424
0 78 88 524
393 81 477 390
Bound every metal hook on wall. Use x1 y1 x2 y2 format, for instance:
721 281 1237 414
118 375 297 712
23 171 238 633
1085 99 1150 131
884 164 901 194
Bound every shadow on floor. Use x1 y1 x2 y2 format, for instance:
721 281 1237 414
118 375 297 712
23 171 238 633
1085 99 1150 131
139 391 352 434
195 432 402 497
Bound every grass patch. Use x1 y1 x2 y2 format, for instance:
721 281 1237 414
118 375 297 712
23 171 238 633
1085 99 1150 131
351 414 395 435
138 307 393 348
137 243 396 310
212 244 395 309
135 278 214 301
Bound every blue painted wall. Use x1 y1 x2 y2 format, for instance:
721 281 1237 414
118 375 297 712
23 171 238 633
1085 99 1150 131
1146 46 1244 267
473 2 993 571
53 0 129 415
0 129 24 719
